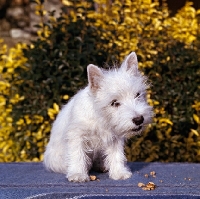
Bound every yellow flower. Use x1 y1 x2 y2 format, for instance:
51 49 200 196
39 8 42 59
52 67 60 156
63 95 69 100
159 118 173 126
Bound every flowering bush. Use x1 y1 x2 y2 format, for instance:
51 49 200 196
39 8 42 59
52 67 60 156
0 0 199 162
0 40 27 161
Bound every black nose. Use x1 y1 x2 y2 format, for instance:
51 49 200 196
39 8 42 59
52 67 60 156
132 116 144 126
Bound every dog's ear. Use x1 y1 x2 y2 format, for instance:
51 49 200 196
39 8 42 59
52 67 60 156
121 52 138 75
87 64 103 92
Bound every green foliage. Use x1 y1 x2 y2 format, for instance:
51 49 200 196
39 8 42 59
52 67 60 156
0 0 200 162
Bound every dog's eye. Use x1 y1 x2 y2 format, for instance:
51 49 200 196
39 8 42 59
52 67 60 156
111 99 120 107
135 93 140 98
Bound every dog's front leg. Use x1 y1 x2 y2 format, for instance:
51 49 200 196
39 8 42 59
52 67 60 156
104 138 132 180
65 135 91 182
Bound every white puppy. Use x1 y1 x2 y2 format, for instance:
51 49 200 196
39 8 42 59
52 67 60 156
44 52 153 182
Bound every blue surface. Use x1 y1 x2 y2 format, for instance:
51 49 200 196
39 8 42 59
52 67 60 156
0 162 200 199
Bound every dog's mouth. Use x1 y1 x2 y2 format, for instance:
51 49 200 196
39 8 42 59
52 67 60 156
132 126 142 132
124 126 143 138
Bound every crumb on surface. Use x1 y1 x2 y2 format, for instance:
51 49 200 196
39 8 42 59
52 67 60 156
144 174 149 178
89 175 97 181
138 181 156 191
150 171 156 177
138 182 145 187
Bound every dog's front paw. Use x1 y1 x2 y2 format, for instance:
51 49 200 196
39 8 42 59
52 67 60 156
110 170 132 180
67 173 90 182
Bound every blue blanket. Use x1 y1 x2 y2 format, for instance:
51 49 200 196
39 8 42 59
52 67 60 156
0 162 200 199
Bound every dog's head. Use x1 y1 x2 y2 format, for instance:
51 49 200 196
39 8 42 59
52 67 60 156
87 52 153 138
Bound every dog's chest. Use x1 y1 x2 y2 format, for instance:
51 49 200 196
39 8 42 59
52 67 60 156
83 132 102 151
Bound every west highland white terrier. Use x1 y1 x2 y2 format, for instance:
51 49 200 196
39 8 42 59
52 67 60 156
44 52 153 182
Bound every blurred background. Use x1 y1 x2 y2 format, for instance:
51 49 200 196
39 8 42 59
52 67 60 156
0 0 200 46
0 0 200 163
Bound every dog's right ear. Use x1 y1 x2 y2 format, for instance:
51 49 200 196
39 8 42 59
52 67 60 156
87 64 103 92
121 52 138 75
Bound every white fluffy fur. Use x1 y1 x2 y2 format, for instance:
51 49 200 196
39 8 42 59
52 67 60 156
44 52 153 182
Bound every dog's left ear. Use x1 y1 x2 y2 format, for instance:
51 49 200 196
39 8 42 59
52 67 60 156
87 64 103 93
121 52 138 75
